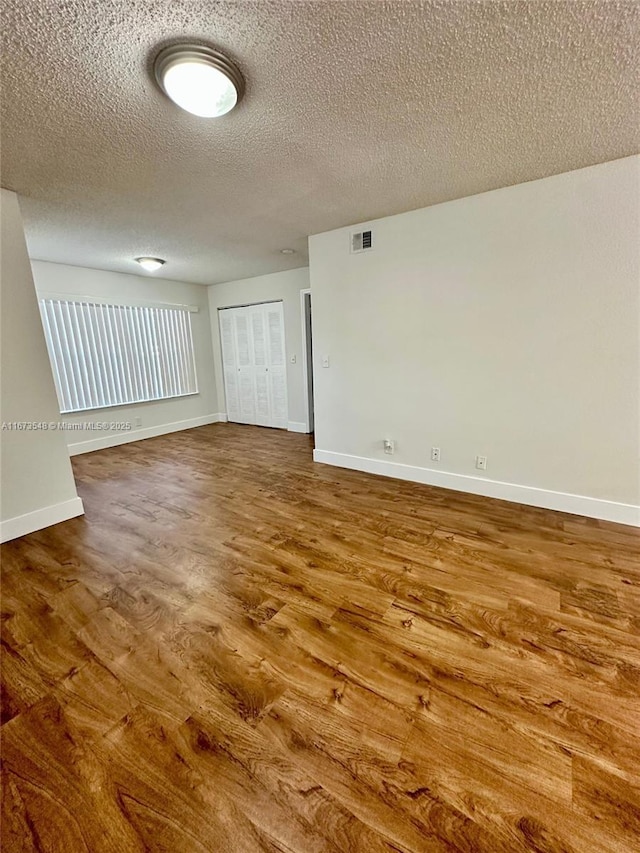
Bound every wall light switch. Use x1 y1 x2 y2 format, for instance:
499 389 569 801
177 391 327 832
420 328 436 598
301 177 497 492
290 354 297 364
322 355 330 368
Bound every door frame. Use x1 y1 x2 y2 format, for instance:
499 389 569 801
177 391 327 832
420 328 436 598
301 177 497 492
300 288 314 434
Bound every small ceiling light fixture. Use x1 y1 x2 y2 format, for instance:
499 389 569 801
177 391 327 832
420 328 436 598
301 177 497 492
280 248 295 255
154 43 244 118
135 257 166 273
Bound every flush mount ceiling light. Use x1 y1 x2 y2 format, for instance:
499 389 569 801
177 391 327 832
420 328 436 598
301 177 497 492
280 248 295 255
135 257 165 273
154 43 244 118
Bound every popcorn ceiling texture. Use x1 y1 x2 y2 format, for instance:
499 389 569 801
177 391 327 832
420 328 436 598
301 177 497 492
1 0 639 285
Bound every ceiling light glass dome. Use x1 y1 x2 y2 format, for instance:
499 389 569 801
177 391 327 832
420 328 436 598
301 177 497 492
135 257 165 272
154 44 244 118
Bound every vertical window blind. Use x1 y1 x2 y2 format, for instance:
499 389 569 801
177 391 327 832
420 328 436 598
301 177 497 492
39 298 198 413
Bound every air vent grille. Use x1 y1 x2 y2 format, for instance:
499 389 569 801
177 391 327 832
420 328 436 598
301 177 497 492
351 229 373 253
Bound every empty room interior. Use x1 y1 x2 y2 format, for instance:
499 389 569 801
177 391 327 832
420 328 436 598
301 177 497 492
1 1 639 851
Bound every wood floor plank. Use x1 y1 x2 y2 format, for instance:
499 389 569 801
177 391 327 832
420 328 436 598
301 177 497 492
572 756 640 848
1 422 639 852
1 696 147 852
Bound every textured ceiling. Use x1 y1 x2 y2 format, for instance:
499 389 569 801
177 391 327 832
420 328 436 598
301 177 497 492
1 1 639 286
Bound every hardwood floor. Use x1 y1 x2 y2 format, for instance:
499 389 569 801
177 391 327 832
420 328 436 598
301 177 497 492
2 423 639 852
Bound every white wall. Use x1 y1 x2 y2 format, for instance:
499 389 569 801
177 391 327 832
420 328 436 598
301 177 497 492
208 267 311 432
309 156 640 525
0 191 83 541
31 261 221 454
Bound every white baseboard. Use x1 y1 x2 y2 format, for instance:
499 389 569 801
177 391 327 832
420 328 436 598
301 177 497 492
313 450 640 527
68 413 227 456
1 496 85 543
288 421 309 433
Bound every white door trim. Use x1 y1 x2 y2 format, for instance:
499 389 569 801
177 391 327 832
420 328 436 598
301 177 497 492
300 288 313 434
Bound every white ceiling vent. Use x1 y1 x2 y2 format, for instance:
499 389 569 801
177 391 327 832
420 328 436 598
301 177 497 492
350 229 373 254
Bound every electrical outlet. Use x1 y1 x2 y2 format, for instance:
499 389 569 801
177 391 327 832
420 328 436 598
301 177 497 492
475 455 487 471
431 447 441 462
384 439 395 455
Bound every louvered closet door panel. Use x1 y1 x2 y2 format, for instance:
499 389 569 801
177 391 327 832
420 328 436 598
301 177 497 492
251 310 267 367
238 371 256 423
219 309 240 422
268 371 288 429
251 308 271 426
267 306 285 366
254 371 271 426
235 310 251 367
235 309 256 424
266 303 288 429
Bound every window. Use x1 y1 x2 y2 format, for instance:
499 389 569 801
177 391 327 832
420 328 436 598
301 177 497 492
39 298 198 413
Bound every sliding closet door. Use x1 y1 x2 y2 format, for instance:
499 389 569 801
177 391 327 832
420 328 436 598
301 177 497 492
219 302 288 429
